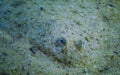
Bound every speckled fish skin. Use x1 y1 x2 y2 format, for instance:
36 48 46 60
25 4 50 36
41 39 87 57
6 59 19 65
28 19 83 64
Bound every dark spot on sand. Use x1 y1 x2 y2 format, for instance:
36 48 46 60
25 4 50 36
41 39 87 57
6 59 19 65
29 47 36 54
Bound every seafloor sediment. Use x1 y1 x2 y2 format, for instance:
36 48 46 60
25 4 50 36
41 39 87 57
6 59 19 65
0 0 120 75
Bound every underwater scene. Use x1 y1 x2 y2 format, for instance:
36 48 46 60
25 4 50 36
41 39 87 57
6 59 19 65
0 0 120 75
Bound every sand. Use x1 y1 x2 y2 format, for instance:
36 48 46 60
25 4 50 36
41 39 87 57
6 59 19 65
0 0 120 75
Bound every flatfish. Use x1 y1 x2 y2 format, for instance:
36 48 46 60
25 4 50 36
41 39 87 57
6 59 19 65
28 19 84 65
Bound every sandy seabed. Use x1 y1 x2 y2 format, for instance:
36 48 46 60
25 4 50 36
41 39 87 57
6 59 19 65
0 0 120 75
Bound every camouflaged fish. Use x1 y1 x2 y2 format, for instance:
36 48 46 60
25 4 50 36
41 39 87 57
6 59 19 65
28 20 84 65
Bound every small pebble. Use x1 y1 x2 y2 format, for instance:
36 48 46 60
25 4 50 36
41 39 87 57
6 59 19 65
68 61 71 64
82 69 87 73
22 66 27 71
108 4 113 7
29 47 36 54
85 37 90 41
2 52 8 56
113 51 118 54
104 66 110 71
39 6 45 11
